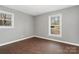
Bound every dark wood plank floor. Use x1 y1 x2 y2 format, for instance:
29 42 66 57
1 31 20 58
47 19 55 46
0 37 79 54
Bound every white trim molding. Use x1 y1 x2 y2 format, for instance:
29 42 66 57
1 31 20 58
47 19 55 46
0 35 79 47
0 36 34 46
34 35 79 47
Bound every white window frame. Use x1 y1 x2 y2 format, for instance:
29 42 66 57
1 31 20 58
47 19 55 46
0 10 14 28
48 14 62 37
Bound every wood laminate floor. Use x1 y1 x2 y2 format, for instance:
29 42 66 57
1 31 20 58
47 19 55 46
0 37 79 54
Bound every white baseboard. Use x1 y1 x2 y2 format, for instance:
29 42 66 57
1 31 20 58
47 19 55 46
34 35 79 47
0 36 34 46
0 35 79 47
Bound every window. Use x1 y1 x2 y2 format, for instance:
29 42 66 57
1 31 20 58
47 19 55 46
49 14 62 37
0 11 14 28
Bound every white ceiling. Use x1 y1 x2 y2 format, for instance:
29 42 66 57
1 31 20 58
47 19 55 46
3 5 74 16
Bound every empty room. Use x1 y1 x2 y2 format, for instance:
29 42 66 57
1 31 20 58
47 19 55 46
0 5 79 54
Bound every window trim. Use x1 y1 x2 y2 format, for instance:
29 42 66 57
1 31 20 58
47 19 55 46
48 14 62 37
0 10 14 28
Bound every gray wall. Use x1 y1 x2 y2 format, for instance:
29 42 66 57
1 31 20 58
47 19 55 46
0 5 79 45
34 6 79 44
0 6 34 44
